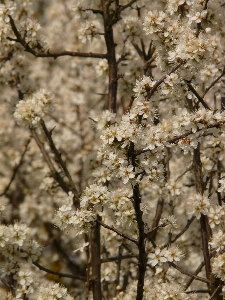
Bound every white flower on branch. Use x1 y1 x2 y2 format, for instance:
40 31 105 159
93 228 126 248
212 253 225 281
187 10 207 24
148 247 167 267
14 89 54 128
188 193 211 219
210 229 225 253
37 283 73 300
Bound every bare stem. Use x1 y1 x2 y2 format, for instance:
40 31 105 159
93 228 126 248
97 220 138 244
147 60 185 99
101 0 118 112
30 128 71 194
185 80 211 110
8 16 107 59
33 261 86 281
0 137 31 196
169 262 209 284
40 120 79 201
90 215 102 300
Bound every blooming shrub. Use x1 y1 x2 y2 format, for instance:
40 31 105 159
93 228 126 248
0 0 225 299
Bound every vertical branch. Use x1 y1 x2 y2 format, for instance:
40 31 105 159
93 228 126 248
133 183 147 300
192 144 222 299
30 128 71 194
193 145 211 279
149 199 164 241
130 142 147 300
101 0 118 112
85 234 90 300
90 215 102 300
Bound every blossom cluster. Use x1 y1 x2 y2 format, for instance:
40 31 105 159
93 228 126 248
14 89 54 127
1 0 225 298
148 245 184 267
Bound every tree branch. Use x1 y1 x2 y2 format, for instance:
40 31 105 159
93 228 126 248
135 120 225 156
30 128 71 194
101 0 118 112
184 80 211 110
171 216 195 244
101 254 138 263
0 137 31 196
90 215 102 300
169 262 209 284
97 220 138 245
203 68 225 96
33 261 86 281
119 0 138 12
40 120 79 201
147 60 186 99
8 15 107 59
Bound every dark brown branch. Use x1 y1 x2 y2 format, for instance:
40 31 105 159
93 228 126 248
185 261 205 290
147 60 185 99
184 80 211 110
185 290 209 294
133 182 147 300
33 261 86 281
30 50 107 59
101 0 118 112
97 220 138 244
209 284 223 300
30 128 71 194
173 217 195 243
135 120 225 156
40 120 79 201
90 215 102 300
196 0 209 37
119 0 138 11
148 199 164 241
8 15 107 59
0 137 31 196
145 222 167 237
169 262 209 284
204 68 225 96
101 254 138 263
193 145 212 291
144 55 156 74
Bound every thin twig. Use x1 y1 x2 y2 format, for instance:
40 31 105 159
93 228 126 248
97 220 138 245
101 254 138 263
185 261 205 290
209 284 222 300
184 80 211 110
135 120 225 156
169 262 209 284
175 165 192 182
185 290 209 294
8 15 107 59
30 128 71 194
203 68 225 96
147 60 186 99
148 199 164 241
119 0 138 11
0 137 31 196
33 261 86 281
171 216 195 244
40 120 79 199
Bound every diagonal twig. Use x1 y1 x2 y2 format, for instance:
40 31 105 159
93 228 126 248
40 120 79 199
184 80 211 110
96 220 138 245
33 261 86 281
0 137 31 196
8 15 107 59
203 68 225 96
169 262 209 284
